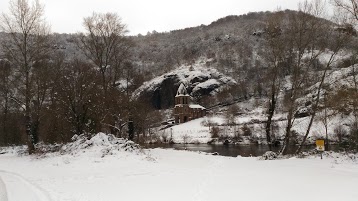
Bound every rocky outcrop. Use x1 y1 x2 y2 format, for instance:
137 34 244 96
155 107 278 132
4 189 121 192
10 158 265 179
133 64 237 109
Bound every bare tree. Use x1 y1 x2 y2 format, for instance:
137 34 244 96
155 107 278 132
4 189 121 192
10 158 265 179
30 59 56 142
0 59 12 145
281 0 328 155
78 12 134 134
316 92 339 149
331 0 358 150
78 12 128 92
333 0 358 22
56 59 102 139
261 11 287 151
0 0 51 153
295 17 352 154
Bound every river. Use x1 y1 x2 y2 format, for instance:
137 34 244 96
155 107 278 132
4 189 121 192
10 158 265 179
145 144 339 157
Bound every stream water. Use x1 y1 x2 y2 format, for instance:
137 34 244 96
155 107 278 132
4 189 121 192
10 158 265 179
145 144 339 157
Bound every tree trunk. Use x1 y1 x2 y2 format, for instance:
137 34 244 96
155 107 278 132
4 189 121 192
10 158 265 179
265 89 277 151
296 111 317 154
25 72 35 154
325 112 329 151
281 105 294 155
31 119 40 144
296 56 334 154
2 98 8 145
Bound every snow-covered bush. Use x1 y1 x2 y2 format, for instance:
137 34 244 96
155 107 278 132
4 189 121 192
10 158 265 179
210 126 221 138
0 148 6 155
181 134 192 144
60 133 141 157
0 145 27 155
200 118 218 127
334 125 348 143
348 123 358 151
241 124 252 136
299 150 358 162
35 142 62 154
160 132 169 143
259 151 279 160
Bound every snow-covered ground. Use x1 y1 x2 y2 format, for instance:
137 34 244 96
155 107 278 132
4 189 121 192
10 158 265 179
159 105 348 144
0 176 7 201
0 134 357 201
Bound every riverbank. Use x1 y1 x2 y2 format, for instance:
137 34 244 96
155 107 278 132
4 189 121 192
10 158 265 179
155 114 348 145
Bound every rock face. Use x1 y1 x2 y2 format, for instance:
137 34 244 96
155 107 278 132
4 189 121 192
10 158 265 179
133 65 237 109
150 76 179 109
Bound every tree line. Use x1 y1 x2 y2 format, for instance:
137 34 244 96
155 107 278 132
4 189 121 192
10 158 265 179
0 0 161 153
260 0 358 153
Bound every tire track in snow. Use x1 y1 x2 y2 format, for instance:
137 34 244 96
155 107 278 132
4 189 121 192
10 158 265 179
0 170 52 201
0 176 8 201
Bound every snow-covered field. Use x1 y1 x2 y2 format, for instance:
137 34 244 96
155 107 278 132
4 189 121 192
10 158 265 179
0 134 357 201
160 109 348 144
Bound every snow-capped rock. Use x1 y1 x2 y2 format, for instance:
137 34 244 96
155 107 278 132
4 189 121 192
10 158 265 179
134 61 237 109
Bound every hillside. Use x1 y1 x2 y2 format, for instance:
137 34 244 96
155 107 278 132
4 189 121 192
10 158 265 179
150 64 358 145
51 10 351 99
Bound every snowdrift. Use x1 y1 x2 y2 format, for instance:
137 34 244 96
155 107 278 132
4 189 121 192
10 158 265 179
0 133 144 159
60 133 142 157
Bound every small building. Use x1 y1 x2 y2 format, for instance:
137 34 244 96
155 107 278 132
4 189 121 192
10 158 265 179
174 83 206 124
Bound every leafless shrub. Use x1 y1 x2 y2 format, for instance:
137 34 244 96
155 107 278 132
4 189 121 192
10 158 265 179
241 124 252 136
334 125 348 143
210 126 221 138
181 134 191 144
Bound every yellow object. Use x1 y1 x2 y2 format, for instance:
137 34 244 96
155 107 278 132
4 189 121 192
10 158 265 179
316 139 325 151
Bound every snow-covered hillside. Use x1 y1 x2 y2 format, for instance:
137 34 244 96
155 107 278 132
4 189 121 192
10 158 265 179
159 106 351 145
156 65 358 145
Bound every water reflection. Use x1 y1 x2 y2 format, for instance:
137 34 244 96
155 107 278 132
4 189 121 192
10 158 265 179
145 144 333 157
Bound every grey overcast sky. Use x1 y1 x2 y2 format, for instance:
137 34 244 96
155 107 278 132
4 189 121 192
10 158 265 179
0 0 309 35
